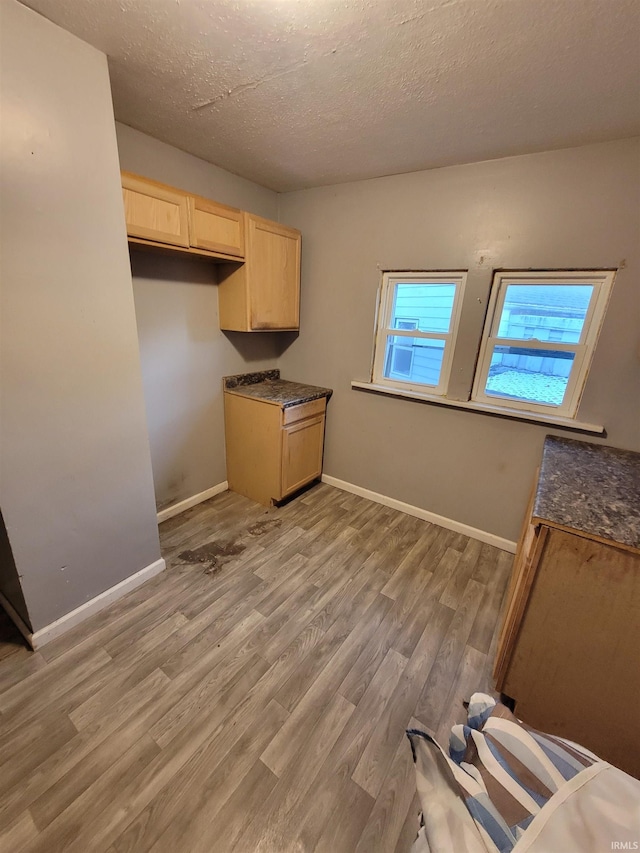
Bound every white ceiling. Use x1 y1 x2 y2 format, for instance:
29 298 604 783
22 0 640 192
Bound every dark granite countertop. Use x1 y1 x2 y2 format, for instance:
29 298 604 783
533 436 640 550
223 369 333 408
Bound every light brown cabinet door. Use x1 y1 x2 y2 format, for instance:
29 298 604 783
281 415 325 497
122 172 189 247
501 528 640 777
188 196 244 258
248 215 301 330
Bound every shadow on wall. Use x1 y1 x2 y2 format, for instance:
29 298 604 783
129 247 298 361
129 247 216 284
223 330 299 362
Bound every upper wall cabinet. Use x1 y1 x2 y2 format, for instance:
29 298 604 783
121 172 300 331
218 214 301 331
187 195 244 258
121 171 244 260
122 172 190 248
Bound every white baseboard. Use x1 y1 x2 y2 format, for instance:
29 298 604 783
321 475 517 553
8 558 166 650
157 482 228 524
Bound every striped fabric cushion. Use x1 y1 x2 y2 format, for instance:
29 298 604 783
407 693 601 853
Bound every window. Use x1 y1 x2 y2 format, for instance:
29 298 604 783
472 271 615 418
372 272 467 395
362 268 616 429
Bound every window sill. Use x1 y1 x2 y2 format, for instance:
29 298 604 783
351 381 605 434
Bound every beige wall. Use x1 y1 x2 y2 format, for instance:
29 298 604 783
277 138 640 543
116 125 282 510
0 0 161 630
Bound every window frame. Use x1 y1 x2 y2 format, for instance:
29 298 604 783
372 271 467 396
471 270 616 418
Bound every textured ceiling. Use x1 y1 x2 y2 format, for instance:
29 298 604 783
21 0 640 191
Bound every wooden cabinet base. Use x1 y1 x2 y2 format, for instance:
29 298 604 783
224 392 326 506
495 485 640 778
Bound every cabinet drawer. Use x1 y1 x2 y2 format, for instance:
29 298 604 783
282 397 326 425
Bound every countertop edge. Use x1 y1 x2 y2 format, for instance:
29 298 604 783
223 388 283 406
223 383 333 408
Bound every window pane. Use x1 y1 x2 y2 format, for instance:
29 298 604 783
392 284 456 333
496 285 594 343
384 336 445 386
484 346 576 407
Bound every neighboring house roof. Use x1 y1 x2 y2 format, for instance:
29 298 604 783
506 285 591 313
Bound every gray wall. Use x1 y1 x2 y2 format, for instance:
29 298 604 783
0 0 161 630
116 125 282 509
277 138 640 542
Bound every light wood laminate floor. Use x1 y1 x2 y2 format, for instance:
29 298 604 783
0 483 512 852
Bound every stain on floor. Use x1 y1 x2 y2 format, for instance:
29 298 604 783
247 518 282 537
178 540 246 576
177 516 283 576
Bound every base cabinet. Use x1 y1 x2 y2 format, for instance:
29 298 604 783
224 393 326 506
494 473 640 778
